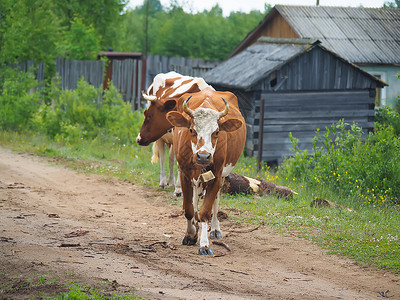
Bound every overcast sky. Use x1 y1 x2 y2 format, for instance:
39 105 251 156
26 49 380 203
127 0 387 16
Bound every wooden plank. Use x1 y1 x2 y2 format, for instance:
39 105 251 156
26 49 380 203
263 103 371 112
253 122 374 133
137 59 143 109
258 109 375 120
261 95 372 106
132 59 138 109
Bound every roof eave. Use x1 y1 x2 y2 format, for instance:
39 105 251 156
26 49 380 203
228 7 279 58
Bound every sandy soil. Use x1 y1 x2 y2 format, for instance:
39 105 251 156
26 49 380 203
0 146 399 299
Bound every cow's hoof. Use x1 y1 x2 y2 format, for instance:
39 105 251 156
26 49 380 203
210 230 222 239
198 247 214 256
182 236 197 246
174 192 182 197
159 184 167 189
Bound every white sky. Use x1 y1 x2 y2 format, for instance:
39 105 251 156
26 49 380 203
127 0 387 16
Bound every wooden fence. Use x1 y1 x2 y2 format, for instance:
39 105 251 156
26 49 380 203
109 58 143 110
56 57 105 90
13 55 218 111
9 61 45 83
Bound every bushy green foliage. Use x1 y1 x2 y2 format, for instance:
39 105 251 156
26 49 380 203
58 16 101 60
0 68 41 130
33 79 143 144
278 120 400 206
376 95 400 136
0 0 61 68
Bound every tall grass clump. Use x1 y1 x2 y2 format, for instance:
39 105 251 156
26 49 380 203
278 120 400 207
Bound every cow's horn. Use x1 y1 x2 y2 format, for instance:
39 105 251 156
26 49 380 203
183 95 194 117
219 97 229 118
142 92 157 101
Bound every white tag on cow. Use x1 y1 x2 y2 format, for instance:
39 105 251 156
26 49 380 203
200 170 215 183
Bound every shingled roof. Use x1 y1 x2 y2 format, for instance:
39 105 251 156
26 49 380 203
231 5 400 65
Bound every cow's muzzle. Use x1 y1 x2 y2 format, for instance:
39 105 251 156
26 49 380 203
136 134 150 146
196 152 211 165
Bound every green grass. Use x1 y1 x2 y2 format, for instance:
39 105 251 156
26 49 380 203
221 186 400 272
48 284 142 300
1 130 400 274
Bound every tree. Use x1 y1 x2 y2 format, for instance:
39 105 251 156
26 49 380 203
58 17 101 60
120 1 268 61
383 0 400 7
52 0 126 50
0 0 61 68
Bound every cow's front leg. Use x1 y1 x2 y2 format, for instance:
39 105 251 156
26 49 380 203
199 221 214 255
198 178 221 255
210 189 222 239
181 175 198 245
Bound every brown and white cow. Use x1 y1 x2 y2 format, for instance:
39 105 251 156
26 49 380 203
136 72 212 196
167 88 246 255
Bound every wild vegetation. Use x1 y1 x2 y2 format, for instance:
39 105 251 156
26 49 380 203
1 68 400 277
1 0 400 298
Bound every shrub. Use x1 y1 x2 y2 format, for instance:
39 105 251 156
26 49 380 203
278 120 400 206
33 79 143 144
0 68 41 130
375 103 400 136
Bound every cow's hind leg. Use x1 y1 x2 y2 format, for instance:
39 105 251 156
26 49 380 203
174 169 182 197
153 139 168 188
167 145 175 187
183 218 198 245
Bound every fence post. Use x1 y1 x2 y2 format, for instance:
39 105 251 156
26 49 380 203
257 97 265 171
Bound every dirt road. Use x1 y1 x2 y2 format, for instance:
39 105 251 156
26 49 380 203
0 147 399 299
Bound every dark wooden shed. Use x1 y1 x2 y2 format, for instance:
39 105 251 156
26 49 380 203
204 38 387 164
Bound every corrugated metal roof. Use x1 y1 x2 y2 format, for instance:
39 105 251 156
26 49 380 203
205 38 387 90
276 5 400 64
204 39 313 90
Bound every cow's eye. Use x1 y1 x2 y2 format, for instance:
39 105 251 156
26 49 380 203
215 131 219 136
189 128 193 134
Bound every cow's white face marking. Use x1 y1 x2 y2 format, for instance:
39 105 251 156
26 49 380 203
191 108 219 155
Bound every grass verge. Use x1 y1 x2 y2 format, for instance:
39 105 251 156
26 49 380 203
1 130 399 275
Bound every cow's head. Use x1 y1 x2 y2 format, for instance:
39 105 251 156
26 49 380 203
136 97 177 146
167 96 243 166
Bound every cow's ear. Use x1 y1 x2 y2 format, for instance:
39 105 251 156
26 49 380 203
219 119 243 132
167 111 190 128
163 100 176 112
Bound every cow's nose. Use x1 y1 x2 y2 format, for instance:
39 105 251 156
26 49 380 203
196 153 211 164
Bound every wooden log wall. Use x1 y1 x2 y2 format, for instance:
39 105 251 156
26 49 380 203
253 90 375 163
